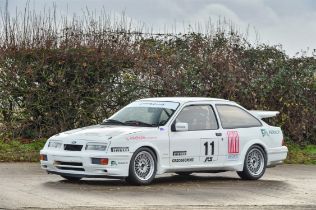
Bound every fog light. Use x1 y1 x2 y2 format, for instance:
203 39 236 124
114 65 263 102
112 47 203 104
40 154 47 161
100 158 108 165
91 158 108 165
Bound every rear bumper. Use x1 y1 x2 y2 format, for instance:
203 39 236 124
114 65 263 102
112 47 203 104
267 146 288 167
40 150 131 178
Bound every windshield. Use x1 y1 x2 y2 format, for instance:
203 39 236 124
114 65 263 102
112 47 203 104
101 101 179 127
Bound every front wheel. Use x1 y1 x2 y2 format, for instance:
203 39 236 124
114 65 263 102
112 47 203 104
237 145 266 180
127 147 157 185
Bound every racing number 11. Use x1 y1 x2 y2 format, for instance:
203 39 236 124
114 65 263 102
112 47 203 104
204 141 214 156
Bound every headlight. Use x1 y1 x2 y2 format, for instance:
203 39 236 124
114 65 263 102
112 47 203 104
48 141 62 149
85 143 107 151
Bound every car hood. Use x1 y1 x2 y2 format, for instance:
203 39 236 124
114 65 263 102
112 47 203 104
50 125 149 141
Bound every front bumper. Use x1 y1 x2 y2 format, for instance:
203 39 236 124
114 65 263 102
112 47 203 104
40 150 131 178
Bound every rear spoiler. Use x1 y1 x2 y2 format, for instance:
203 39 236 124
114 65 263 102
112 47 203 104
249 110 280 119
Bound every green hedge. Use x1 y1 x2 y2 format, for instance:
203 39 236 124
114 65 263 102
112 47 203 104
0 139 46 162
0 13 315 144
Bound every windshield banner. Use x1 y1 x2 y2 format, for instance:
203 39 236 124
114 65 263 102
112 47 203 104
127 101 179 110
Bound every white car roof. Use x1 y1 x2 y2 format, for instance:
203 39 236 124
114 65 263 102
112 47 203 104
139 97 230 104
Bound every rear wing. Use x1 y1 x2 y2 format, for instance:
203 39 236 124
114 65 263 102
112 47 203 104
249 110 280 119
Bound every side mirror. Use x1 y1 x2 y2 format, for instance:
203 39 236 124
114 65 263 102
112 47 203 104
174 122 189 132
102 118 107 123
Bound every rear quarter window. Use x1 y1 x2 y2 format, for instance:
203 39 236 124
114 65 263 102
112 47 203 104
216 104 262 129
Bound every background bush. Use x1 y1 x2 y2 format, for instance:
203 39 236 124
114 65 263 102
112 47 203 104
0 8 315 144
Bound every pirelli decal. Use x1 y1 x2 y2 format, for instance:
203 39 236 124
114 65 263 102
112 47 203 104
111 147 129 152
173 151 187 156
227 131 240 154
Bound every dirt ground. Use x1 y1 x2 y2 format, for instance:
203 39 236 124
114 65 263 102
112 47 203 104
0 163 315 210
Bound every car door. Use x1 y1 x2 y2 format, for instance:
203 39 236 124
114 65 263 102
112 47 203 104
169 104 221 167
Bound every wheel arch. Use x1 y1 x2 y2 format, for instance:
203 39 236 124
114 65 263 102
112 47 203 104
239 139 268 170
140 146 158 160
130 143 162 173
252 143 268 159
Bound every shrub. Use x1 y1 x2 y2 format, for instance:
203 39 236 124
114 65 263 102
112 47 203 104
0 8 315 144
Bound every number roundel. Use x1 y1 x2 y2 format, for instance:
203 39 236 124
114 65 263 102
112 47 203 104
204 141 215 156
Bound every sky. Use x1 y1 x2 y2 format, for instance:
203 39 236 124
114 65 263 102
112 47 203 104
1 0 316 56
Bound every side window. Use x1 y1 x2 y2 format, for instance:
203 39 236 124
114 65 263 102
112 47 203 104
175 105 218 131
158 109 173 125
216 105 262 129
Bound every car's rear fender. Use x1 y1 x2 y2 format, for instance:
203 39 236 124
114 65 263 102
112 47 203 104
238 139 268 171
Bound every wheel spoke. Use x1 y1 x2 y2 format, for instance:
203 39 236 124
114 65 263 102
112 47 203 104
133 151 155 181
246 148 264 176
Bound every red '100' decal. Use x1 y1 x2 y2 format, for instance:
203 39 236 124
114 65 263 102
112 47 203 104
227 131 240 153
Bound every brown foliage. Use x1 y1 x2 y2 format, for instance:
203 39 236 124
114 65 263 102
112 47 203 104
0 8 315 144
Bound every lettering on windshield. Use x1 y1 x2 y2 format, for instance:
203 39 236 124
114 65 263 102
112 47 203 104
127 101 179 110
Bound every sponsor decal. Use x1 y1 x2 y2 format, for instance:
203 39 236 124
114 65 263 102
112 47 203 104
227 131 240 154
173 151 187 156
172 158 194 163
127 136 157 140
111 147 129 152
127 101 179 110
227 154 239 161
111 160 128 166
269 130 280 135
261 129 281 137
261 129 269 137
204 157 213 162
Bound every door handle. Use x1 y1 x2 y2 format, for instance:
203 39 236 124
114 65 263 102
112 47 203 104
216 133 222 136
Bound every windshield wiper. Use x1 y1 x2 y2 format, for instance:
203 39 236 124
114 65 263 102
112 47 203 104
124 120 156 127
101 119 126 125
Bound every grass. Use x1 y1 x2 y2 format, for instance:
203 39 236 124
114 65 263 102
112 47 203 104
0 139 46 162
285 143 316 164
0 139 315 164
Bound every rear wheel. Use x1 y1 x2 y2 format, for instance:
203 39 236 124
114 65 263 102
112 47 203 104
61 175 82 181
237 145 266 180
127 147 157 185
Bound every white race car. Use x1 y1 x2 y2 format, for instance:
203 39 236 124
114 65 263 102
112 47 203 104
40 97 288 185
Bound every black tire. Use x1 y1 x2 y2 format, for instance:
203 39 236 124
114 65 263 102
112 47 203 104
237 145 267 180
61 175 82 181
176 172 192 176
127 147 157 185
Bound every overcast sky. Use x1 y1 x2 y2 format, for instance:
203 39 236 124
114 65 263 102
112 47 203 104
1 0 316 56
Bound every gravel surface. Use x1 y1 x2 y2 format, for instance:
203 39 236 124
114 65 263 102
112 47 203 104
0 163 315 209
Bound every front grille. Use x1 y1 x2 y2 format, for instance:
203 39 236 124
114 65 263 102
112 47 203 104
56 166 85 171
55 161 83 166
64 144 83 151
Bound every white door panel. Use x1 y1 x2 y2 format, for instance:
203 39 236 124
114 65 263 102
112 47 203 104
169 104 222 168
200 137 219 163
170 130 222 167
169 131 200 166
